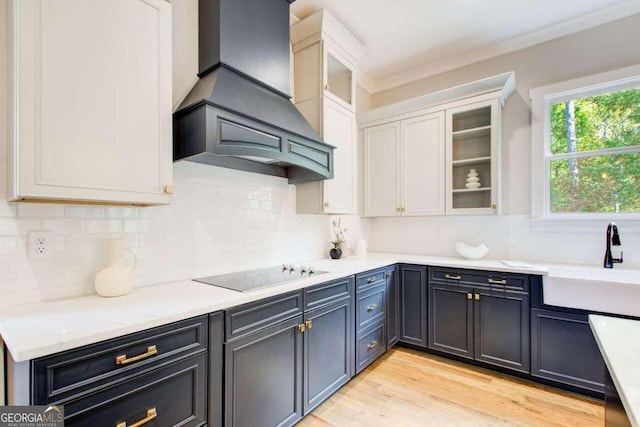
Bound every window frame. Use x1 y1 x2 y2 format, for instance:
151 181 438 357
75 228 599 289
530 64 640 221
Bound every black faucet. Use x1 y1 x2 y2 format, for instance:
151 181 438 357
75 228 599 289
604 222 623 268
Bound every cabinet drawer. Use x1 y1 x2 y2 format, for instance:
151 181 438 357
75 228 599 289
305 276 354 311
64 353 207 426
225 290 304 341
430 267 529 292
356 267 390 291
356 321 386 374
33 316 207 404
356 284 386 331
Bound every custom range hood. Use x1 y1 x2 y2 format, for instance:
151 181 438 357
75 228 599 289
173 0 334 184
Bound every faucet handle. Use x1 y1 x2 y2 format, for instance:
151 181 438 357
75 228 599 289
614 251 624 264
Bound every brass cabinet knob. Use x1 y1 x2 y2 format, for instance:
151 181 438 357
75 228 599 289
163 185 173 194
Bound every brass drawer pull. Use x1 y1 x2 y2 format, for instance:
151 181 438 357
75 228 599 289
298 323 306 333
305 320 313 330
488 278 507 285
467 293 472 300
117 407 157 427
367 340 379 351
445 274 461 280
367 303 378 312
116 345 158 365
475 294 480 301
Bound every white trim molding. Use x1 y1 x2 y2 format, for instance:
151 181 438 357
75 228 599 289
529 64 640 221
369 0 640 94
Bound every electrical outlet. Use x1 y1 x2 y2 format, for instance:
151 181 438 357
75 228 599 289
27 231 54 260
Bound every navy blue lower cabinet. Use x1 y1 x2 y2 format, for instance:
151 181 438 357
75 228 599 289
474 288 530 373
64 353 208 427
356 320 386 373
398 264 428 348
428 283 474 359
303 296 354 414
531 309 605 393
386 267 399 349
224 315 304 427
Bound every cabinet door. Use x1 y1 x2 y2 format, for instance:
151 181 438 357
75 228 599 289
322 98 357 214
10 0 172 205
428 283 474 359
364 122 401 217
386 268 400 349
398 265 428 348
400 113 445 216
303 297 354 414
474 288 530 373
531 309 605 393
322 45 355 111
225 316 303 427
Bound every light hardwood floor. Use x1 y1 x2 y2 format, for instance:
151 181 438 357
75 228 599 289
298 347 604 427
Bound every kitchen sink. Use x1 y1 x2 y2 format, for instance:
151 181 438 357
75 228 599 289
543 264 640 317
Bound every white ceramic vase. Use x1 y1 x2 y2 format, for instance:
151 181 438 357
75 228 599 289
94 238 137 297
465 168 481 189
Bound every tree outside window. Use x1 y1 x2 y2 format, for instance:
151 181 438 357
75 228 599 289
548 87 640 214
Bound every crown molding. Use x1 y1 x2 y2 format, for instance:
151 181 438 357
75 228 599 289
370 0 640 94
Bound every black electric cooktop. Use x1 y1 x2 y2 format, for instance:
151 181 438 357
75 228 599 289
193 265 327 292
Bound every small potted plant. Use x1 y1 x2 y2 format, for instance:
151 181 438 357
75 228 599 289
330 218 347 259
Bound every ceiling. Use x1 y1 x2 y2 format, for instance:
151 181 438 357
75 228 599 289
290 0 640 92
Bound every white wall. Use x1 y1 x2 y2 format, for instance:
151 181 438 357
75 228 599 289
367 14 640 268
0 162 368 307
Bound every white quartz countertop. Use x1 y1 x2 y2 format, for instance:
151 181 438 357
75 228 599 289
0 252 549 362
590 315 640 427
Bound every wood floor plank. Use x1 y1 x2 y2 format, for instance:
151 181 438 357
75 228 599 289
298 347 604 427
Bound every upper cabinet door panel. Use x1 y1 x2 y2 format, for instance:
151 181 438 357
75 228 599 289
364 123 401 217
12 0 172 204
401 112 445 216
323 99 356 214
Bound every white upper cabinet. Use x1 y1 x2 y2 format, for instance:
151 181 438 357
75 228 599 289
402 114 446 216
292 9 365 214
364 113 445 217
364 122 401 217
7 0 173 205
359 72 515 218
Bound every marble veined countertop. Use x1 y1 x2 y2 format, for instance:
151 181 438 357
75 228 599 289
0 253 548 362
590 315 640 427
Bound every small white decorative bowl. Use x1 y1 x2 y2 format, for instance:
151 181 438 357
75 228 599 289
456 242 489 260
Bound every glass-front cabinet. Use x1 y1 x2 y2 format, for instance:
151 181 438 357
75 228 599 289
446 99 501 215
324 49 354 110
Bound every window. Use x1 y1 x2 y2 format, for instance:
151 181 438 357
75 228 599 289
531 65 640 219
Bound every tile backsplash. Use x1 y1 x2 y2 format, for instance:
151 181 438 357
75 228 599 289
0 162 368 307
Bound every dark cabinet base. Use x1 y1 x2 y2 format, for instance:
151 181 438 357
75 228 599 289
531 309 605 393
64 354 207 427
